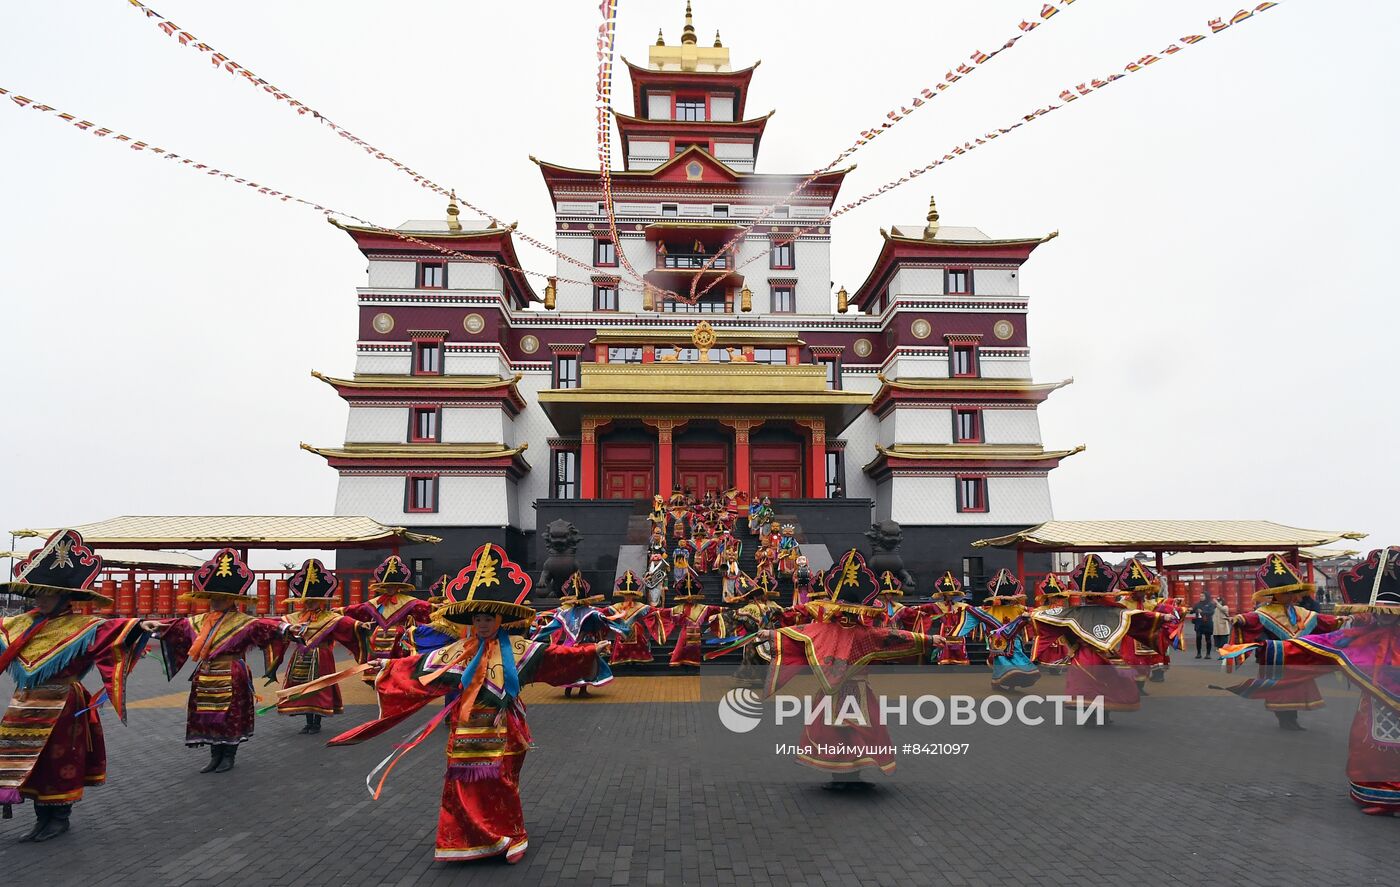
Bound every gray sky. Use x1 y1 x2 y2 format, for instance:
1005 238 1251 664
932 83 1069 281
3 0 1395 562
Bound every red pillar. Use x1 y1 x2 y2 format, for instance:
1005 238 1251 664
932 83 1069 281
806 421 827 498
657 420 675 496
1015 548 1026 586
581 417 599 499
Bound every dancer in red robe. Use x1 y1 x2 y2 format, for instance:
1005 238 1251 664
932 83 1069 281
604 570 664 665
340 555 433 662
329 543 612 863
1224 546 1400 815
1027 573 1073 674
665 574 721 667
1029 555 1170 723
1113 559 1175 695
1224 553 1346 730
759 549 943 788
271 559 367 734
0 530 151 841
925 571 976 665
151 548 289 773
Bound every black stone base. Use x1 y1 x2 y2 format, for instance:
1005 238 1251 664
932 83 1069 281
892 525 1052 600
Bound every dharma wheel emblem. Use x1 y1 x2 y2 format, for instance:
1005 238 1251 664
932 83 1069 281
692 321 717 353
372 312 394 334
993 319 1015 340
852 338 873 358
520 335 540 354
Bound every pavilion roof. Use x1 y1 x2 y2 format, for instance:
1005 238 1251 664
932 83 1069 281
972 521 1367 554
11 516 442 549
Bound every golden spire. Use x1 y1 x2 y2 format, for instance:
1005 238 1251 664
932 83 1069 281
714 30 723 48
923 194 940 239
656 28 665 46
681 0 697 45
446 189 461 231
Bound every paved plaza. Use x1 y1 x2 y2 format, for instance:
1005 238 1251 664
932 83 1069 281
1 655 1394 887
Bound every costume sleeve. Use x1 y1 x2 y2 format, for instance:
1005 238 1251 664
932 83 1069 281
1312 613 1345 633
90 618 153 724
330 614 370 661
157 616 195 678
241 617 289 681
326 652 453 746
1230 611 1264 645
519 641 610 687
1126 611 1167 647
1028 619 1070 664
1222 636 1341 701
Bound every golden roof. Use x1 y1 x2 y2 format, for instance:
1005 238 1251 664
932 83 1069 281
11 516 442 548
300 442 528 461
876 375 1074 394
327 216 516 239
866 444 1085 470
973 521 1368 553
311 371 522 391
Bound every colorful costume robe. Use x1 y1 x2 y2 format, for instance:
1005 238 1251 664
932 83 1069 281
331 635 610 863
272 610 367 716
924 601 976 665
970 604 1041 690
603 600 664 665
766 616 935 774
1030 604 1168 712
158 611 285 746
1225 617 1400 812
665 602 722 667
0 611 148 808
341 593 434 661
776 533 799 577
531 605 616 688
1227 603 1344 711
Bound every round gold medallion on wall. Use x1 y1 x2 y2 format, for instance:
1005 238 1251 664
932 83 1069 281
910 319 932 340
993 319 1015 341
371 312 394 335
852 338 873 358
463 313 485 335
520 335 540 355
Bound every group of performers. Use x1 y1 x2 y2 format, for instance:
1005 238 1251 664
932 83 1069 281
3 525 1397 861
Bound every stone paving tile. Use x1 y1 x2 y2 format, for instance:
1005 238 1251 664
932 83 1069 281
0 658 1393 886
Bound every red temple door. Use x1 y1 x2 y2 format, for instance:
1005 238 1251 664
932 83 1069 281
674 442 729 499
750 442 802 500
600 442 655 500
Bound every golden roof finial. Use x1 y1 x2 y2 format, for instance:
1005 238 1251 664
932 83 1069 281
656 28 665 46
446 189 461 231
924 194 940 239
714 30 723 48
681 0 697 45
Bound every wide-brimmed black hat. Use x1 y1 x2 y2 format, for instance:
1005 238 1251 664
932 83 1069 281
819 549 880 615
1068 554 1118 597
614 570 644 599
188 548 256 601
560 572 604 606
876 571 904 597
1337 547 1400 615
437 543 535 626
3 529 111 604
984 568 1025 604
1253 553 1315 602
370 555 415 594
673 573 707 602
290 558 338 604
930 571 967 600
1114 558 1160 597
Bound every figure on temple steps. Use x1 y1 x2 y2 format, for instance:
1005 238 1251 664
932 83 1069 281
1029 554 1171 725
750 496 773 536
1222 553 1347 730
925 572 976 665
968 569 1040 692
604 571 664 666
1222 546 1400 815
531 573 614 698
754 544 777 587
643 551 669 607
648 494 669 537
692 523 719 574
664 574 721 667
270 559 367 735
775 524 800 578
329 543 613 864
0 530 152 842
719 543 745 602
672 547 698 594
340 555 433 664
756 549 943 789
149 548 291 773
791 555 817 608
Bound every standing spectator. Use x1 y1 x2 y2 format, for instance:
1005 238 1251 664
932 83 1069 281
1189 592 1217 658
1211 597 1231 658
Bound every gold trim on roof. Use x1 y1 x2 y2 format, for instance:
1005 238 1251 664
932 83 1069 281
876 375 1074 394
590 328 804 345
311 371 523 390
328 217 517 239
300 442 528 461
972 521 1368 552
880 228 1059 247
11 516 442 547
611 108 775 128
870 444 1085 464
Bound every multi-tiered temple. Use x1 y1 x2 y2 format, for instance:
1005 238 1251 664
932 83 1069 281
304 6 1081 590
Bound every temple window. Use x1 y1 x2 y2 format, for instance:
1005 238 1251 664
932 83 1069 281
750 348 788 366
553 450 579 499
405 476 439 513
770 242 794 269
675 98 706 121
607 346 644 364
818 357 841 389
945 268 973 295
594 239 617 267
656 347 731 362
713 204 729 218
950 345 979 378
771 206 790 219
554 355 580 389
419 262 446 289
413 343 442 375
825 452 846 498
410 407 441 442
662 204 679 218
954 409 981 443
594 284 619 311
660 293 727 313
957 476 988 513
770 285 796 313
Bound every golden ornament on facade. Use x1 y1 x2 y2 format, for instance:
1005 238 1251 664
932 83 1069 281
372 313 394 334
520 335 540 354
852 338 873 358
691 320 718 357
463 313 485 334
910 319 932 340
993 319 1015 340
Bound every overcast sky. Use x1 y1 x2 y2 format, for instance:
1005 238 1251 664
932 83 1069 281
2 0 1395 564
